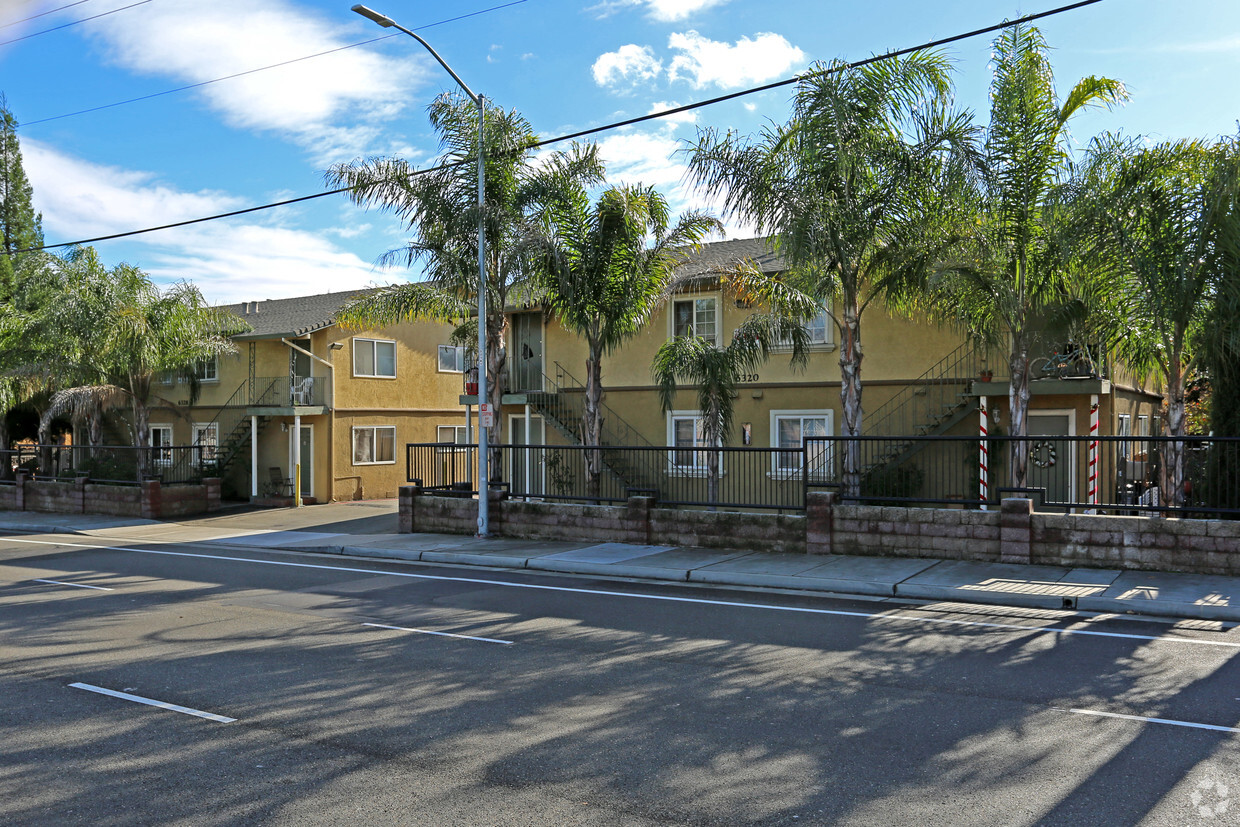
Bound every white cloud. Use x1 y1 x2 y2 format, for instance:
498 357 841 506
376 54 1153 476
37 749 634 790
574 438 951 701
668 30 805 89
592 44 662 88
23 141 385 304
83 0 425 162
587 0 729 22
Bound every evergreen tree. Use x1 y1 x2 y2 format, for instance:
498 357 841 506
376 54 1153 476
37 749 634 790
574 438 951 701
0 94 44 298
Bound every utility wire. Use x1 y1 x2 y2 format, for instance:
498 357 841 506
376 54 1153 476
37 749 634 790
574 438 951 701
0 0 152 47
1 0 98 30
19 0 530 127
15 0 1105 254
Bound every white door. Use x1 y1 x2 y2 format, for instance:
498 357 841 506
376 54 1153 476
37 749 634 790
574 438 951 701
509 414 545 498
1028 412 1074 507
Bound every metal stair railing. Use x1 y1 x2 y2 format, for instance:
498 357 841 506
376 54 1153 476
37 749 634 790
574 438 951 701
524 362 667 494
859 341 988 476
166 376 280 481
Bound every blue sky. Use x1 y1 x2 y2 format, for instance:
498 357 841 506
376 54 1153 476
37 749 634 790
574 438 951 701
2 0 1238 303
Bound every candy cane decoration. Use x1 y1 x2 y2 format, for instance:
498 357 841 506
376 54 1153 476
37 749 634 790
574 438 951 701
1087 396 1099 513
979 396 989 510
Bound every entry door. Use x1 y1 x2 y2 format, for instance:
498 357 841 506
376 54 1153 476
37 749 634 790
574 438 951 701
509 414 545 498
288 425 313 498
511 313 543 392
1028 413 1074 507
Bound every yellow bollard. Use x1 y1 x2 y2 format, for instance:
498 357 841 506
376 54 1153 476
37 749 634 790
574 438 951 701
294 462 301 508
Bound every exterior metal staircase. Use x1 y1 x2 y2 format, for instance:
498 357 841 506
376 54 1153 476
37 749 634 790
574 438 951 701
859 341 988 477
524 362 667 496
167 378 279 482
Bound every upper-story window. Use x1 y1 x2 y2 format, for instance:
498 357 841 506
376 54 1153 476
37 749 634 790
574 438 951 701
353 338 396 378
195 356 219 382
775 302 832 348
438 344 466 373
673 297 717 346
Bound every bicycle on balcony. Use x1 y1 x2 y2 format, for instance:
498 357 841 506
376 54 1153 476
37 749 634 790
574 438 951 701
1033 344 1097 379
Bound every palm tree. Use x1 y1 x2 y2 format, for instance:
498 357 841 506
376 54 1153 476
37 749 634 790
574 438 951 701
328 94 604 455
532 181 721 496
687 50 974 496
929 23 1127 490
1078 134 1240 509
653 305 812 506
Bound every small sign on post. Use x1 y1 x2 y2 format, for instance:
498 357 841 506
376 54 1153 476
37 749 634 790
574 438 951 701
479 403 494 428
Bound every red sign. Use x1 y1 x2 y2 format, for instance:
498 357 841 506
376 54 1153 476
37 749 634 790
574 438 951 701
479 403 494 428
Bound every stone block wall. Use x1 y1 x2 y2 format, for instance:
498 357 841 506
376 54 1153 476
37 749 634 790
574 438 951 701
0 473 221 519
400 486 1240 576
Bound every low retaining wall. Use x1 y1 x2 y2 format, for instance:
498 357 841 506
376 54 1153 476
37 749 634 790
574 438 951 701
0 472 222 519
400 487 1240 576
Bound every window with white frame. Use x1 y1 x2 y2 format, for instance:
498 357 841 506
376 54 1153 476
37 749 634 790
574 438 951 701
192 423 218 466
437 424 469 444
667 412 721 472
672 297 717 345
353 426 395 464
777 302 832 348
353 338 396 378
1118 413 1132 459
195 356 219 382
149 425 174 467
438 344 466 373
771 410 833 477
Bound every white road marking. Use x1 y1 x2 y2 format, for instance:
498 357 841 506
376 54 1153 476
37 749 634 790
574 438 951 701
6 535 1240 650
33 578 113 591
69 683 236 723
1061 707 1240 734
363 622 513 645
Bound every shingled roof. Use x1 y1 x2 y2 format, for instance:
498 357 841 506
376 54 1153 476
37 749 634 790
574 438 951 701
673 236 783 279
223 287 385 341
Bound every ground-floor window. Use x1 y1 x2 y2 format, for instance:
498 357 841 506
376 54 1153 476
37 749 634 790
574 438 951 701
437 424 470 444
149 424 174 467
193 423 218 466
770 410 833 477
352 426 395 465
667 412 718 472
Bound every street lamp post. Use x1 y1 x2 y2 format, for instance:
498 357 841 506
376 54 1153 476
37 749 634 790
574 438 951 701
352 4 490 536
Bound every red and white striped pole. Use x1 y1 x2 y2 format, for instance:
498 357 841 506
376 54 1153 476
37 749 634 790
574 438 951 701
1087 396 1099 513
979 396 989 510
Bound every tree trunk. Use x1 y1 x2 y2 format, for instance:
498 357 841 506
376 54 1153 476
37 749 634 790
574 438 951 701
1009 339 1031 491
839 297 864 498
1159 360 1186 514
582 344 604 500
133 397 150 481
36 409 52 476
485 313 508 482
0 413 10 481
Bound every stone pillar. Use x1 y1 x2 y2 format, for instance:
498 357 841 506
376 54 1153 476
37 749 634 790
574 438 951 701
399 484 421 534
15 469 28 511
73 475 87 513
626 495 654 545
806 490 836 556
1000 497 1033 564
204 477 222 512
141 478 162 520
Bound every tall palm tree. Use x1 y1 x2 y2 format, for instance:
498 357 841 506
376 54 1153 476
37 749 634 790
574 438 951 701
532 181 721 496
1078 134 1240 509
328 94 604 454
930 23 1127 490
687 50 973 496
653 303 812 506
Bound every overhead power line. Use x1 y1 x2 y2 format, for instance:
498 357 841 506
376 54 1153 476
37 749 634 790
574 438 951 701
19 0 531 127
0 0 153 47
1 0 98 30
15 0 1105 255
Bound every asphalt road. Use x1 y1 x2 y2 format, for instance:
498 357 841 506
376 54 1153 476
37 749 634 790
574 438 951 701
3 531 1240 826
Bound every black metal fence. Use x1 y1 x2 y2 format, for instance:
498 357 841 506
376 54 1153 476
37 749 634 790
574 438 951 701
407 435 1240 517
1 444 214 485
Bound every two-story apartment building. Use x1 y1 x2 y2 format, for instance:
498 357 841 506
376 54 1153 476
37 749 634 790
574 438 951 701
148 289 468 503
483 237 1166 505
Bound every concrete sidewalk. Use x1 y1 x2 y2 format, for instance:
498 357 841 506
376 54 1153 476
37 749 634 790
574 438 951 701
2 501 1238 622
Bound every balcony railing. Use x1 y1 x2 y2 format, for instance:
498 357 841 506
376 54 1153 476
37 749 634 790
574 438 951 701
250 376 328 408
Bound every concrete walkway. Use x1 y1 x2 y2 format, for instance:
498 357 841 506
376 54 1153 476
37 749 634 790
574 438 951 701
2 501 1238 622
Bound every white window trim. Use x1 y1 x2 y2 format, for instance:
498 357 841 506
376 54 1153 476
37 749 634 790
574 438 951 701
195 355 219 383
352 425 396 465
670 295 720 346
437 344 467 374
352 337 397 379
149 424 174 468
772 300 836 351
192 422 219 467
666 410 725 477
769 409 835 480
